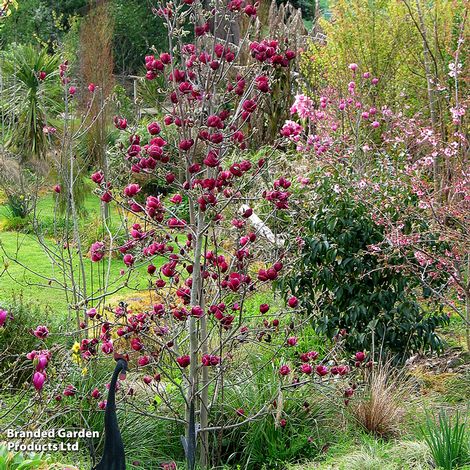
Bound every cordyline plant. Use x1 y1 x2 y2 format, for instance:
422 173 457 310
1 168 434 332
1 1 355 469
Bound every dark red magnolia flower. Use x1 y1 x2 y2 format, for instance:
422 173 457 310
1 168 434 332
98 400 107 410
161 461 177 470
244 3 257 16
255 75 270 93
91 170 104 184
63 384 76 397
242 99 257 113
124 183 140 198
191 306 204 317
259 303 270 313
226 0 242 9
32 325 49 339
147 122 161 135
131 337 143 351
138 355 150 366
114 116 127 130
285 50 296 61
355 351 366 362
195 22 210 37
308 351 319 360
101 191 112 203
101 341 113 354
286 336 298 347
168 217 186 229
176 355 191 368
170 194 182 204
203 150 220 167
201 354 220 366
160 52 171 64
242 207 253 218
123 254 134 266
288 296 299 308
179 139 194 151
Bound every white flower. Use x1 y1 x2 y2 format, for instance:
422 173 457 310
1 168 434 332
448 62 462 78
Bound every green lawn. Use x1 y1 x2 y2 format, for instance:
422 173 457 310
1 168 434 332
0 230 160 312
0 193 163 313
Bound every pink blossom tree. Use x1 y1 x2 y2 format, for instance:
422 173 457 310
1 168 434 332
283 31 469 350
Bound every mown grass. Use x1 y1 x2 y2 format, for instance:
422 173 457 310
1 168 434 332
0 230 164 312
0 193 164 312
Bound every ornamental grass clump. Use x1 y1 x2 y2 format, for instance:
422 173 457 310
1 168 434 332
351 362 410 438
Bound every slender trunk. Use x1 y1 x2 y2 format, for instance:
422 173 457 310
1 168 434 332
414 0 440 194
100 86 110 223
64 90 87 331
199 296 209 469
466 295 470 352
466 254 470 351
186 210 204 470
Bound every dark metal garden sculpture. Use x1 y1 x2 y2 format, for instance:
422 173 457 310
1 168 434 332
92 357 128 470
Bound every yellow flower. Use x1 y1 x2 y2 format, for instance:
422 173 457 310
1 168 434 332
72 354 81 365
71 342 80 354
81 367 88 376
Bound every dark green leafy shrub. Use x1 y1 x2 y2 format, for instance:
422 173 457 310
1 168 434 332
111 0 168 74
5 193 34 218
283 175 449 359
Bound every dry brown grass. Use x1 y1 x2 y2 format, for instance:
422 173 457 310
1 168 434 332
350 362 411 437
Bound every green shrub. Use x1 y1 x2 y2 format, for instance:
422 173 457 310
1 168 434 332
4 194 34 219
283 174 449 359
421 410 469 470
1 215 32 232
0 445 48 469
0 295 53 387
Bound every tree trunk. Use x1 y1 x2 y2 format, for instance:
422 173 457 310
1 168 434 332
185 210 205 469
414 0 440 194
466 254 470 351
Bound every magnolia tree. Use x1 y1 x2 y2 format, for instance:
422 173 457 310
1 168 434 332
0 1 357 468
